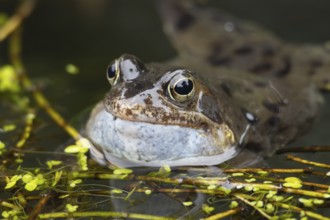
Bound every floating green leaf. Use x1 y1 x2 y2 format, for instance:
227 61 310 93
46 160 63 169
229 201 238 209
64 145 81 154
202 204 214 214
0 65 20 93
65 63 80 75
113 168 133 175
65 204 78 212
52 170 62 187
22 174 33 183
69 179 82 188
5 175 22 189
182 201 193 206
25 180 38 191
2 124 16 132
283 177 302 189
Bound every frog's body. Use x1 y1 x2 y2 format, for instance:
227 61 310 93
86 1 328 167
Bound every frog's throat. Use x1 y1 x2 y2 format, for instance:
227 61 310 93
86 102 238 167
90 144 239 167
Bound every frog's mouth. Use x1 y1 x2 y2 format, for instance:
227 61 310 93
86 102 239 167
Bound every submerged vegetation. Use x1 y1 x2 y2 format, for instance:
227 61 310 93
0 0 330 219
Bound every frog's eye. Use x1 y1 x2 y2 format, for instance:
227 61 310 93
168 71 195 102
106 60 120 86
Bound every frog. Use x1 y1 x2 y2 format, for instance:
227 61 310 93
86 0 329 167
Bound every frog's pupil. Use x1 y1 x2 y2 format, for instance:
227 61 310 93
174 79 193 95
107 64 116 79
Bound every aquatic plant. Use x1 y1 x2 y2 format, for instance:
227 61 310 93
0 1 329 219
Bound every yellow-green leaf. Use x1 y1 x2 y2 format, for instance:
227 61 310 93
25 180 38 191
0 141 5 149
299 198 314 207
283 177 302 189
231 173 244 177
0 65 20 92
47 160 63 169
66 204 78 212
145 189 152 195
64 145 80 153
313 199 324 205
5 175 22 189
229 201 238 209
52 170 62 187
111 189 123 194
69 179 82 188
3 124 16 132
113 168 133 175
22 174 34 183
65 64 79 75
202 204 214 214
265 203 275 214
182 201 193 206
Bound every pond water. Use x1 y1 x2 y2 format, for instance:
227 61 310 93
1 0 330 218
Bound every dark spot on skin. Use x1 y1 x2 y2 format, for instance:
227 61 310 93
143 97 153 105
266 116 280 128
179 116 186 121
254 81 267 88
244 87 253 94
274 57 291 78
308 59 323 76
250 62 272 73
113 116 117 121
125 109 132 117
220 83 232 97
234 46 253 55
175 11 195 31
207 56 231 66
262 100 279 113
207 42 231 66
310 59 323 67
211 42 223 54
200 122 209 132
262 47 275 57
244 142 263 152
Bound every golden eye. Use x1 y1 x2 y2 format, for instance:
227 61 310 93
168 71 195 102
106 60 120 86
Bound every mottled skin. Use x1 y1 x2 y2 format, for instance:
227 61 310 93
158 0 328 153
86 1 328 167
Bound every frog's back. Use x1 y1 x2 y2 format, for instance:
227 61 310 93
158 0 328 155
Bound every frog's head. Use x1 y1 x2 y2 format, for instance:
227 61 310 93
86 54 244 167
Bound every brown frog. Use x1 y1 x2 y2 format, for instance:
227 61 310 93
86 0 329 167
